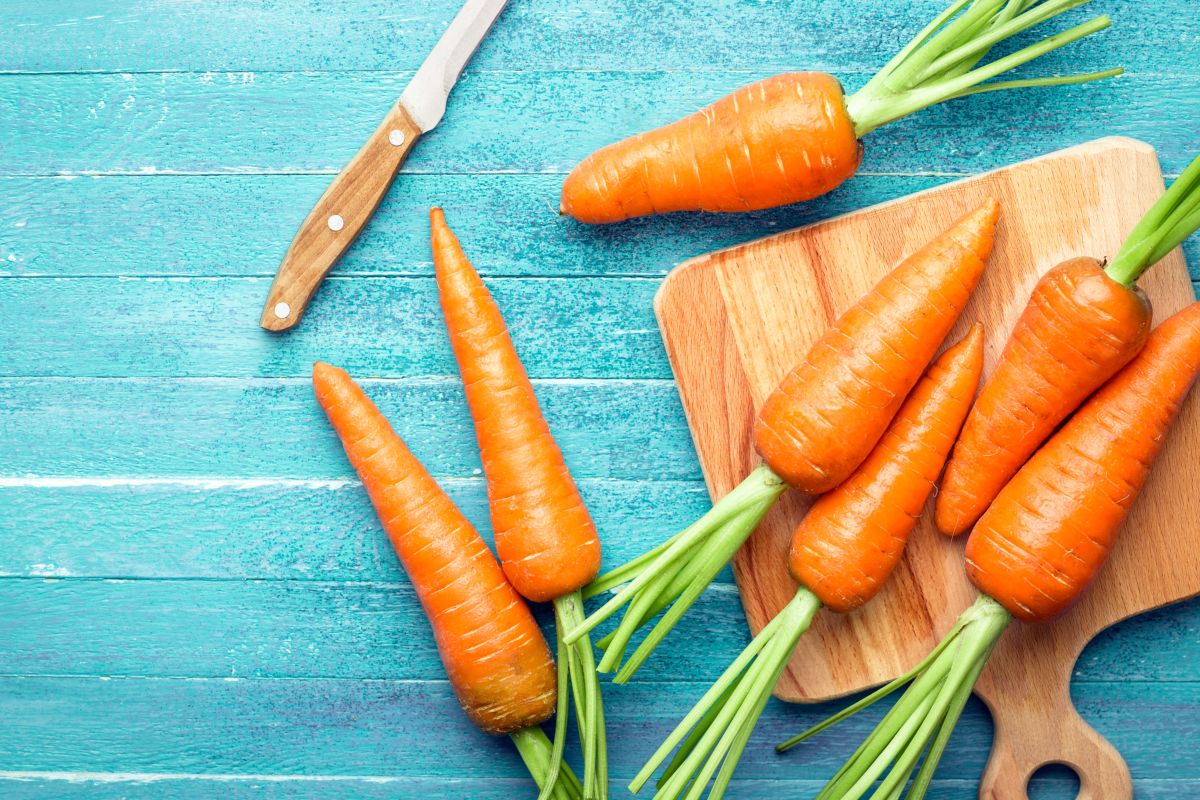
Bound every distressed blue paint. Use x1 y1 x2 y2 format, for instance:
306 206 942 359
1 0 1198 798
2 71 1198 177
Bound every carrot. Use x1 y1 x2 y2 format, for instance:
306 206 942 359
430 208 607 800
630 327 982 800
312 361 580 800
779 302 1200 800
561 0 1121 224
937 153 1200 535
565 201 998 684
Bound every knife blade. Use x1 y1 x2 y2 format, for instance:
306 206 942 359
259 0 509 332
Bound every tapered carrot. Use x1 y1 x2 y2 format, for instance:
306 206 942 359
312 362 579 800
780 302 1200 800
632 327 982 800
566 200 998 684
430 208 607 800
937 153 1200 535
562 0 1120 223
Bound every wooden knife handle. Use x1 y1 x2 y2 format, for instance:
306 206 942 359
259 102 422 331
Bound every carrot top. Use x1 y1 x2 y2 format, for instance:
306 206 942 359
847 0 1121 137
1107 153 1200 286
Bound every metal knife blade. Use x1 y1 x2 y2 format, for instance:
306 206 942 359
259 0 509 332
401 0 509 132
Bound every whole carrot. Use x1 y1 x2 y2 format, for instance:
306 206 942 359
566 200 997 684
780 302 1200 800
631 327 982 800
937 153 1200 535
312 362 580 800
430 208 607 800
562 0 1121 223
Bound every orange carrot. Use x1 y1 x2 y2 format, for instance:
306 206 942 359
561 0 1120 224
938 153 1200 535
431 208 601 603
566 201 997 684
631 327 983 800
756 199 998 494
791 324 983 613
430 208 607 799
780 302 1200 800
312 362 579 799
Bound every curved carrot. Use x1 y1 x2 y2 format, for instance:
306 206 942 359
792 324 983 613
936 257 1150 534
756 198 998 494
431 208 601 603
781 302 1200 799
938 152 1200 535
632 327 982 800
967 302 1200 621
430 208 607 799
561 0 1120 224
566 201 997 684
561 73 860 223
313 362 580 799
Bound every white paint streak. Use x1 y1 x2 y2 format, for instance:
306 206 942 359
0 771 403 785
0 477 356 490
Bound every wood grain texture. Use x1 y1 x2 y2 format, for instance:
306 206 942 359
261 102 421 330
3 71 1197 177
657 138 1200 796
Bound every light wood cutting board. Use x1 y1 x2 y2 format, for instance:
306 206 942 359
655 138 1200 800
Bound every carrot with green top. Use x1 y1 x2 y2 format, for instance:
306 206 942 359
312 362 581 800
937 152 1200 535
562 0 1120 223
565 200 998 683
431 208 607 800
631 326 982 800
779 302 1200 800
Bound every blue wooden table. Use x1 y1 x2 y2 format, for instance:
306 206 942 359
2 2 1198 798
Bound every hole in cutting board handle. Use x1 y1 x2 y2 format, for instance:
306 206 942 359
1028 763 1082 799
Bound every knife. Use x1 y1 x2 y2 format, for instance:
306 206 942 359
259 0 509 331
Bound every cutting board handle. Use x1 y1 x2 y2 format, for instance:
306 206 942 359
979 700 1131 800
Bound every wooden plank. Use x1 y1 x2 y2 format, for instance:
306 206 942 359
0 676 1197 778
0 378 696 481
2 71 1196 177
0 174 960 279
9 774 1186 800
2 0 1182 74
0 276 667 379
2 577 1198 684
0 480 711 581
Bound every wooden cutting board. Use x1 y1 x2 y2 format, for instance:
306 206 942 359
655 138 1200 800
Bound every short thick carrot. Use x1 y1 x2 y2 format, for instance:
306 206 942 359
430 208 607 800
312 362 556 735
633 327 983 800
561 0 1120 223
567 201 997 683
936 257 1150 534
937 152 1200 535
756 198 998 494
783 302 1200 800
792 324 984 613
968 302 1200 621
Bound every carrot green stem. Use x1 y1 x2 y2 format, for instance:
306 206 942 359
566 464 786 681
512 726 584 800
1107 153 1200 286
847 0 1121 137
555 592 609 800
777 595 1010 800
537 614 573 800
630 588 822 800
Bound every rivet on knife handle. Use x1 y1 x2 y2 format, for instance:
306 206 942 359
259 102 422 331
